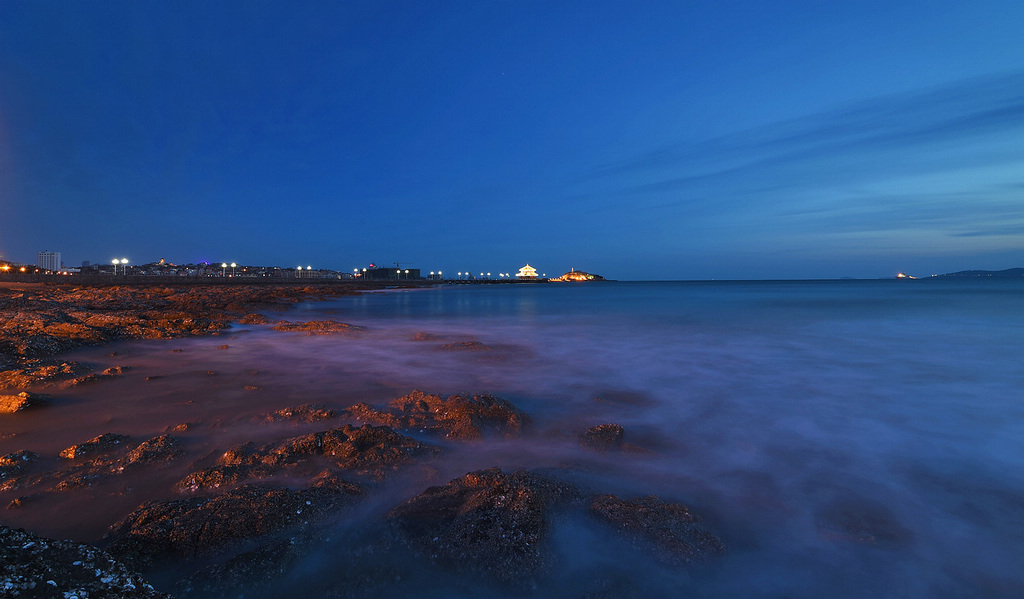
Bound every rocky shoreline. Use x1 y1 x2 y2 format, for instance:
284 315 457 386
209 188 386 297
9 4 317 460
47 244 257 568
1 283 728 597
0 283 369 387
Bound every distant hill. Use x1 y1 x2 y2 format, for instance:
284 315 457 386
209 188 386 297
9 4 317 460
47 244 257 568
933 268 1024 278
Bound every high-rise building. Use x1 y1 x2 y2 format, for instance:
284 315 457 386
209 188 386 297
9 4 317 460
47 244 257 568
36 251 62 272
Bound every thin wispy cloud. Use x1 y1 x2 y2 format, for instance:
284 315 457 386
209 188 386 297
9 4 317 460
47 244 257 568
586 71 1024 202
953 223 1024 238
563 71 1024 262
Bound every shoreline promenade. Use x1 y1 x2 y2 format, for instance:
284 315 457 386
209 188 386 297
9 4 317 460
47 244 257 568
0 273 533 287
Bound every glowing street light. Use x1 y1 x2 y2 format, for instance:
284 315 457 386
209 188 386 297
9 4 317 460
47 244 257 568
113 258 128 275
221 262 228 276
231 262 237 277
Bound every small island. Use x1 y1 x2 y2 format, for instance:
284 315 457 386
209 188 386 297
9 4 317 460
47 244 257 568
549 268 605 282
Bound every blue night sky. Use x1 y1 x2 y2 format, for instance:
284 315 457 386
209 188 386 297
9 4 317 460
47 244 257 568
1 1 1022 280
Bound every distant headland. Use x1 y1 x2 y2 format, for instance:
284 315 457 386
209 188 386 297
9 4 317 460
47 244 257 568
898 268 1024 280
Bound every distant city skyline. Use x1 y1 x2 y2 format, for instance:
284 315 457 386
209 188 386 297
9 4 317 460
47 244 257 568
6 249 1019 282
2 2 1022 280
6 250 555 280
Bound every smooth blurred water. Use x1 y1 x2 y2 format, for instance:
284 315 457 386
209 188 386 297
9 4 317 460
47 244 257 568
4 279 1023 597
301 279 1024 598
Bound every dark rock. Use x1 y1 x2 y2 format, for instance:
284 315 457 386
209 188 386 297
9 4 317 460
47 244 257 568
344 403 403 429
346 390 531 440
177 464 268 493
2 464 93 494
216 344 230 350
0 450 39 479
0 313 105 357
588 494 725 565
387 467 581 584
0 359 92 389
579 424 625 452
7 494 40 509
3 436 183 496
102 365 131 375
259 403 338 423
105 483 363 569
238 313 270 325
271 320 364 335
51 472 107 492
59 433 131 460
440 341 491 351
179 425 436 491
58 372 119 388
308 469 364 494
0 524 169 598
125 435 184 467
411 332 443 341
0 285 364 367
0 391 46 413
222 424 437 480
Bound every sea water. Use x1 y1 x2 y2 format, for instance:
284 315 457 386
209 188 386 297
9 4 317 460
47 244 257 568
308 280 1024 598
3 279 1023 597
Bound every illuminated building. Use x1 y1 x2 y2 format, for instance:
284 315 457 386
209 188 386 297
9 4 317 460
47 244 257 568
516 264 538 279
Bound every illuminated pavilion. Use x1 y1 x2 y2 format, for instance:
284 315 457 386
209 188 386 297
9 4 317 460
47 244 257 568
516 264 538 279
